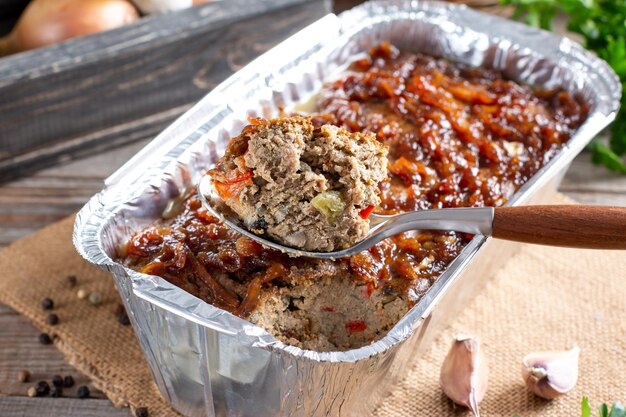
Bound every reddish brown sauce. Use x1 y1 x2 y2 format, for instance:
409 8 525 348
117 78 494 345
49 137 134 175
122 43 588 319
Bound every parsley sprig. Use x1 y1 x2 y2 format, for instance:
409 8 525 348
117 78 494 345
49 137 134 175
502 0 626 173
582 397 625 417
513 397 625 417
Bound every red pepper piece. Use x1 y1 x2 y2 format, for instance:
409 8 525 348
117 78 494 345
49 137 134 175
345 320 367 334
360 282 374 298
359 205 375 219
214 169 253 199
222 169 253 184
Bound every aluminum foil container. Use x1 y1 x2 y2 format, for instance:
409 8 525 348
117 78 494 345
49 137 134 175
73 1 620 416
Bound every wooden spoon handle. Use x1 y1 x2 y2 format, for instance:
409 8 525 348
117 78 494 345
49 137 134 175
492 205 626 249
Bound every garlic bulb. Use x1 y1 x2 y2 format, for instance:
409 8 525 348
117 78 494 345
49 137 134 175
521 346 580 400
440 334 489 416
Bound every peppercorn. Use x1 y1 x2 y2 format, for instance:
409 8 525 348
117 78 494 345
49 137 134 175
77 385 90 399
27 386 37 397
77 289 88 300
17 370 31 383
88 292 103 305
135 407 149 417
118 313 131 326
41 298 54 310
51 385 63 398
47 313 59 326
35 381 50 396
52 375 63 387
114 303 125 316
38 333 52 345
63 375 75 388
66 275 77 287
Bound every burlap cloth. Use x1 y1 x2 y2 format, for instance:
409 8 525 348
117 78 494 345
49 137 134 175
0 195 624 416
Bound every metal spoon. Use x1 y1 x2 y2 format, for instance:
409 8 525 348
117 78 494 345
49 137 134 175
198 175 626 259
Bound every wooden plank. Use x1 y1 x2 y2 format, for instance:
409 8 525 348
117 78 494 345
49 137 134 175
0 397 129 417
559 154 626 205
0 0 329 182
560 156 626 194
0 139 149 246
560 191 626 206
0 106 186 182
0 305 106 399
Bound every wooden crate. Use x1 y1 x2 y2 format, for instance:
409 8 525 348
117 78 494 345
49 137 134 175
0 0 329 181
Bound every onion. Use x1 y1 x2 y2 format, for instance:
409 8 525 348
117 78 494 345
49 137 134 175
0 0 140 57
132 0 209 15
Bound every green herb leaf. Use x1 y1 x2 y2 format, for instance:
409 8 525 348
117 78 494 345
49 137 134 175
608 402 626 417
591 141 626 173
582 396 592 417
516 398 625 417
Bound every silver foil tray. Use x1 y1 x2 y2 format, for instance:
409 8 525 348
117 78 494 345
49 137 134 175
73 1 620 416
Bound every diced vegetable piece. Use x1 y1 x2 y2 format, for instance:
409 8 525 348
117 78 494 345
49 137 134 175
359 205 375 219
213 169 253 199
345 320 367 334
311 191 345 222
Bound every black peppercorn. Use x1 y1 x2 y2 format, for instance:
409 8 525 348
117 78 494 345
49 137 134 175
63 375 75 388
67 275 77 287
114 303 126 316
52 375 63 387
251 218 268 232
38 333 52 345
35 381 50 396
41 298 54 310
35 380 48 390
77 385 90 399
118 313 131 326
51 385 63 398
47 313 59 326
135 407 149 417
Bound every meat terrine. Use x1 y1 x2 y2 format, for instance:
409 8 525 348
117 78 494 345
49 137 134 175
208 116 388 252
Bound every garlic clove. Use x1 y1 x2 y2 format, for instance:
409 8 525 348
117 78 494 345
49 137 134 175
440 334 488 416
521 346 580 400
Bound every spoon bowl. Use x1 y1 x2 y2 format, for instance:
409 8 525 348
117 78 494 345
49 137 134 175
199 174 626 256
200 175 495 259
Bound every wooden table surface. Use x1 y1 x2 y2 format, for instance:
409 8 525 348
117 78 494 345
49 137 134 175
1 2 626 417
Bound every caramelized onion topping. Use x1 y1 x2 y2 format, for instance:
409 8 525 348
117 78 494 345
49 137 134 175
122 43 587 317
